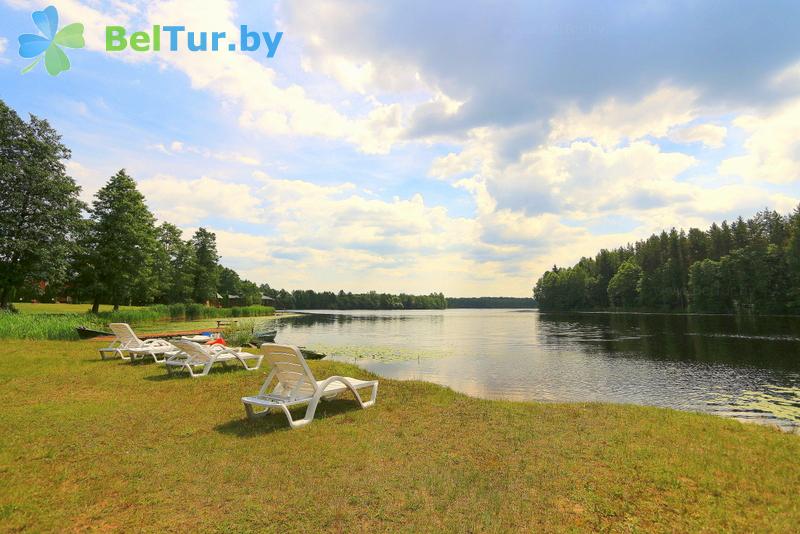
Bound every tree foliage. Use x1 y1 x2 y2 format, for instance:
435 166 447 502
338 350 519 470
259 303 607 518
0 101 84 308
446 297 537 308
191 228 220 304
266 289 446 310
534 207 800 315
86 169 158 311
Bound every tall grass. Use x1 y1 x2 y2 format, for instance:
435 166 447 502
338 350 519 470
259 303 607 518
0 312 102 340
95 304 275 324
221 320 256 347
0 305 276 340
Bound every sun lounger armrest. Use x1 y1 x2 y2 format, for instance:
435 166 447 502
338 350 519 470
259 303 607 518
316 376 366 391
258 369 277 396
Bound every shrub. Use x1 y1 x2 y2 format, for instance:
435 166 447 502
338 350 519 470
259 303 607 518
222 320 256 347
184 303 206 320
167 303 186 319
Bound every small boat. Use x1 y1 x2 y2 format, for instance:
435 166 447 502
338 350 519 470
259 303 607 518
76 326 113 339
300 348 326 360
253 329 278 342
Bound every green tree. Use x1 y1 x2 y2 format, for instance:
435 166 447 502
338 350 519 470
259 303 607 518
607 260 642 308
533 206 798 315
191 228 220 304
0 101 84 308
87 170 158 311
239 279 262 305
688 259 724 312
218 266 242 305
154 222 196 303
786 205 800 312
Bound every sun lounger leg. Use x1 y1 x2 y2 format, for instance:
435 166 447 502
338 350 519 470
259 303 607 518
243 402 273 420
285 404 313 429
235 354 263 371
197 363 212 377
356 382 379 409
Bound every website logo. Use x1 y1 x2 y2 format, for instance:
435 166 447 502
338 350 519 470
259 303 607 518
105 25 283 57
18 5 85 76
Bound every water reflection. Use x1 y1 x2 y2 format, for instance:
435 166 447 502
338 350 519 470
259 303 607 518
273 309 800 432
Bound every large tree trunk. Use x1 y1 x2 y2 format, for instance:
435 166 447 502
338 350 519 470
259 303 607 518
0 286 8 309
91 294 100 314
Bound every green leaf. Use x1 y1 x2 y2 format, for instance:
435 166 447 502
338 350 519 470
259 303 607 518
54 23 85 48
44 45 70 76
20 56 42 74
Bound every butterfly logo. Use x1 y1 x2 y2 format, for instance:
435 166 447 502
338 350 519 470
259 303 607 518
18 5 85 76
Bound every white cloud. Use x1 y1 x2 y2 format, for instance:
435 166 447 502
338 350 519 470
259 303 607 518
139 0 408 154
138 174 264 225
668 123 727 149
548 87 700 147
65 160 106 203
464 136 698 218
6 0 137 54
290 1 426 96
719 98 800 184
0 37 8 64
148 141 261 166
771 60 800 92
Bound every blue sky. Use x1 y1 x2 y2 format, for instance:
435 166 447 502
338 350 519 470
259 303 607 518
1 1 799 296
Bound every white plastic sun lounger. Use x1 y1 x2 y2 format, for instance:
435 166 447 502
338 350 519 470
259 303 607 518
241 344 378 429
98 323 176 363
165 340 264 378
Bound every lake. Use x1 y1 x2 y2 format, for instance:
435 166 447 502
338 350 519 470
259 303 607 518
270 309 800 432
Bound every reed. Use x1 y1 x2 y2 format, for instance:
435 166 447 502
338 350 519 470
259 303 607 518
0 312 102 340
221 319 256 346
0 305 276 340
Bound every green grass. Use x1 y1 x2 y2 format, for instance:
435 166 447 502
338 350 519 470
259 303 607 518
13 303 142 314
0 339 798 532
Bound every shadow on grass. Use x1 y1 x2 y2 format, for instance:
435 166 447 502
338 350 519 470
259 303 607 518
215 398 367 436
142 364 254 381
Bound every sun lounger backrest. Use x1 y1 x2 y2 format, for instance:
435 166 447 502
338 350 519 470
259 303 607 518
261 344 317 398
109 323 142 347
171 340 214 364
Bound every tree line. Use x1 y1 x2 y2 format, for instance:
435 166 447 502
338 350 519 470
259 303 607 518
271 289 446 310
534 207 800 314
0 100 446 311
446 297 537 308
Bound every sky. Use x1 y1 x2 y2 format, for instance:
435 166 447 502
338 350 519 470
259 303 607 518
1 0 799 297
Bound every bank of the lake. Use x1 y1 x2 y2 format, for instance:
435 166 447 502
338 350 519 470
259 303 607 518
277 309 800 432
1 339 798 532
0 303 280 341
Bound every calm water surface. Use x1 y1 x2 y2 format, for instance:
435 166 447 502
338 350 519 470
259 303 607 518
270 309 800 432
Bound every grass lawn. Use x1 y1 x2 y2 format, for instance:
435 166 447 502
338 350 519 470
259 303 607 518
13 303 143 314
1 340 798 532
